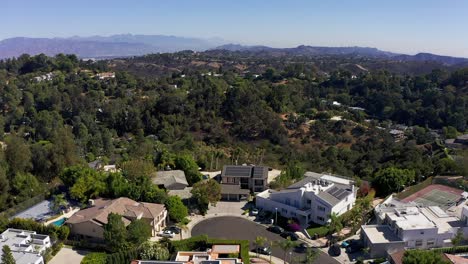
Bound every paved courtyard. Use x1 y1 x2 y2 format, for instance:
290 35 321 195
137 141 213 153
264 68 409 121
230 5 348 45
49 247 90 264
192 216 339 264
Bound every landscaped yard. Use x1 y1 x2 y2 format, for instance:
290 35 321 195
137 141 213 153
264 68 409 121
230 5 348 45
307 224 329 238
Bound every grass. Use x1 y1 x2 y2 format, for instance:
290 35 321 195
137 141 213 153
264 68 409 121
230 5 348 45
306 224 329 238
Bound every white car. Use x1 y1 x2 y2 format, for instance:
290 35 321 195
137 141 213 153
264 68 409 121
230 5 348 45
159 230 174 238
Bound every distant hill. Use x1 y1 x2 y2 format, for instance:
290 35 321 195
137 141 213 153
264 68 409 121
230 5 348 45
213 44 468 65
0 34 226 59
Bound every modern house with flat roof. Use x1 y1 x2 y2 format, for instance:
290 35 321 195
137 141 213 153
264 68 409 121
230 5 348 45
361 196 468 258
131 244 244 264
256 172 356 225
0 228 51 264
66 197 167 241
220 165 268 200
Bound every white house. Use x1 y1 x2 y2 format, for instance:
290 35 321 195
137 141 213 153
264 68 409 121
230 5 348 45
256 172 356 225
361 196 468 258
0 228 52 264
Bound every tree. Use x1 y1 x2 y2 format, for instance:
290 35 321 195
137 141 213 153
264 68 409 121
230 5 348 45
1 245 15 264
303 248 318 264
139 241 170 260
104 213 128 252
327 212 343 235
275 238 297 264
127 219 152 246
165 196 188 223
452 229 464 246
11 172 43 202
5 135 32 175
191 179 221 215
373 167 415 196
50 194 68 213
402 250 450 264
121 159 156 180
175 154 202 185
254 236 267 257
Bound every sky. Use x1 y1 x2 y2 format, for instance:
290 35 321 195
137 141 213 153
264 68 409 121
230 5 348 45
2 0 468 57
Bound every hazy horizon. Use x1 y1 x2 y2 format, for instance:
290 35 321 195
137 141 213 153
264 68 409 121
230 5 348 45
3 0 468 57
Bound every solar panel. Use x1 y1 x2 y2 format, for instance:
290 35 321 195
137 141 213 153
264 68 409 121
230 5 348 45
224 166 252 177
327 186 350 200
252 167 266 178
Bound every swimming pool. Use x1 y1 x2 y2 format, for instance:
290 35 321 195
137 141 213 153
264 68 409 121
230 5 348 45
52 218 66 227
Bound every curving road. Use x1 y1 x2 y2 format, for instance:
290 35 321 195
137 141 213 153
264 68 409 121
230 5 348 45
191 216 339 264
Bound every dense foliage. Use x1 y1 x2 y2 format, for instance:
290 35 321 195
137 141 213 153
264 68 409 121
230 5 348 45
0 52 467 214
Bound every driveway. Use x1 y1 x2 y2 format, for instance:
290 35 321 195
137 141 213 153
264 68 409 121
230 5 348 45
49 247 90 264
192 216 339 264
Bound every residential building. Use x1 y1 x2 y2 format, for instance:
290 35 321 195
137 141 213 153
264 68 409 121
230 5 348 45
256 172 356 225
66 197 167 241
96 72 115 79
361 196 468 258
389 129 406 142
0 228 51 264
132 244 244 264
151 170 189 190
219 165 268 200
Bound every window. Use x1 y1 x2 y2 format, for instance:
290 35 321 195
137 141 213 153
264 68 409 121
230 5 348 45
282 208 288 214
285 198 290 205
427 239 435 247
307 199 312 205
317 205 326 212
420 231 424 235
415 240 423 247
317 216 325 222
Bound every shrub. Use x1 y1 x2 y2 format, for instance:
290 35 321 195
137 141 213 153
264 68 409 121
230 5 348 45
81 252 107 264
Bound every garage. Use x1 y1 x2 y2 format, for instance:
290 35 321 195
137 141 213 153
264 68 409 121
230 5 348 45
220 184 250 201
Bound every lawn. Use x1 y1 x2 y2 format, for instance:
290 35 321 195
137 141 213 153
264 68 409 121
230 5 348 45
306 224 329 238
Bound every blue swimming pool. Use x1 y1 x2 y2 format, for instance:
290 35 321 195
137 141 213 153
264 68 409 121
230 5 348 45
52 218 66 227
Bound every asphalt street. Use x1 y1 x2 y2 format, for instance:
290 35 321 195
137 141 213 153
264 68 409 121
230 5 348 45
191 216 339 264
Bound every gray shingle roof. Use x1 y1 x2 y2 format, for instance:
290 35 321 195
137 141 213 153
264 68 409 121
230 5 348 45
317 186 352 206
152 170 189 188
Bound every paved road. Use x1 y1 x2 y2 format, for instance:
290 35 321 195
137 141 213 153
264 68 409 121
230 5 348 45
191 216 339 264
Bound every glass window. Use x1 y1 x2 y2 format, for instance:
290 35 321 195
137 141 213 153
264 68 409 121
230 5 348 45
415 240 423 247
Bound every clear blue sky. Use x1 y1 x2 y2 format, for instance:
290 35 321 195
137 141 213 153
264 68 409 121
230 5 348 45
3 0 468 57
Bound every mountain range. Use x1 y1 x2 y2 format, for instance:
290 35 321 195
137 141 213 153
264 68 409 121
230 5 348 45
0 34 467 66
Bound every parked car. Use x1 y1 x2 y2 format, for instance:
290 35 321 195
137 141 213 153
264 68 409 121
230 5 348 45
164 226 181 234
267 225 284 234
158 230 174 238
295 243 310 253
250 208 259 216
255 246 272 255
281 231 299 241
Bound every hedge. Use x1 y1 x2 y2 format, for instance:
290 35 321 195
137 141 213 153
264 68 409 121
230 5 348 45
81 252 107 264
5 218 70 241
431 245 468 254
207 238 250 264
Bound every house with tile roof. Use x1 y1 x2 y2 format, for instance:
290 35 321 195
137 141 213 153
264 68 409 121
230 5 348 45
65 197 167 241
255 172 356 225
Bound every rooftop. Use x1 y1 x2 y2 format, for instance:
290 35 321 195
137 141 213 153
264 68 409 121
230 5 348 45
66 197 165 226
222 165 268 179
152 170 189 188
362 225 403 244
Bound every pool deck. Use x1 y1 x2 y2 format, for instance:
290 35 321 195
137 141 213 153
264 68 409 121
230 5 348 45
45 208 80 226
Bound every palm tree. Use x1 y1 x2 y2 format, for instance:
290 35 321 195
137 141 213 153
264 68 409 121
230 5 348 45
303 248 318 263
328 212 343 236
275 238 297 264
51 194 68 214
175 222 188 240
254 236 267 257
